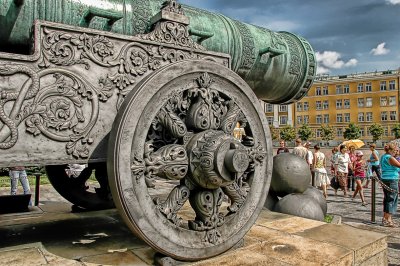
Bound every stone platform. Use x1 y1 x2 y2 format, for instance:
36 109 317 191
0 201 387 266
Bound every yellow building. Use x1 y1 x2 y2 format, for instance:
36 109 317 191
293 69 400 144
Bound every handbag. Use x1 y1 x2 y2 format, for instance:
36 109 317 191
330 176 340 190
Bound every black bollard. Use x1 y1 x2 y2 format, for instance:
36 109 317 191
34 172 41 206
371 177 376 223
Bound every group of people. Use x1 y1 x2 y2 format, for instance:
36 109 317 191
277 140 399 227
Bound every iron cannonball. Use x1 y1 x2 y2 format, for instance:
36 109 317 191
271 153 311 197
303 186 328 215
273 193 324 221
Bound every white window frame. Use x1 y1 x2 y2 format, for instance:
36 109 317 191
336 99 342 109
380 81 387 91
357 83 364 93
390 111 397 121
316 115 322 124
358 112 364 122
381 111 388 121
336 114 343 123
279 115 288 125
366 112 373 122
366 97 372 107
357 98 364 107
344 113 350 122
323 114 329 123
389 80 396 90
344 99 350 109
366 82 372 92
389 96 396 106
344 84 350 93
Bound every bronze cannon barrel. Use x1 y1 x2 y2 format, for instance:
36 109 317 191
0 0 315 103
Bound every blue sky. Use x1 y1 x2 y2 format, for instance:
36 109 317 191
179 0 400 76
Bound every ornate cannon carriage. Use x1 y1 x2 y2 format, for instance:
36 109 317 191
0 0 316 260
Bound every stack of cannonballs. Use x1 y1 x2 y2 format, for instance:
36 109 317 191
264 153 327 221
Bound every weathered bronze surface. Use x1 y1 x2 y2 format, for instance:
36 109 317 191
0 0 316 104
0 0 315 261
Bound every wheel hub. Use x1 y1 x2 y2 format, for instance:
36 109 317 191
186 130 249 189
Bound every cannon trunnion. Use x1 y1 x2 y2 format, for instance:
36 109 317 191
0 0 315 261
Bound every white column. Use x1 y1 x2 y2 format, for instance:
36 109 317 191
273 105 279 127
287 104 293 126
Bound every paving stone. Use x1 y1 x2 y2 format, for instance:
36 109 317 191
80 250 148 265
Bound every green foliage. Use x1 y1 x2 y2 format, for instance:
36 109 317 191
320 124 334 142
297 124 314 141
280 125 296 142
269 125 279 141
369 123 384 143
343 122 361 140
391 124 400 139
324 214 333 223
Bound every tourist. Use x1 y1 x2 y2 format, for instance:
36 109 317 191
330 147 339 175
9 166 31 203
313 145 330 198
292 138 308 160
352 151 367 206
276 140 289 155
380 143 400 227
304 142 314 185
347 145 356 191
365 143 381 188
334 145 350 197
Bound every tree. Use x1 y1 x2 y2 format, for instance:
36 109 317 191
391 123 400 139
280 125 296 142
297 124 314 141
369 123 384 143
343 122 361 140
269 125 279 141
320 124 334 142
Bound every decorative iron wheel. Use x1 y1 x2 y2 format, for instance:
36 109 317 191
46 163 114 210
108 60 272 261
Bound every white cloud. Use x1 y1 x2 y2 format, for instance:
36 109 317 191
315 51 358 73
386 0 400 5
370 42 390 55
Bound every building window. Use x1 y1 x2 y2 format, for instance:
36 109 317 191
323 114 329 123
316 129 322 138
358 112 364 122
366 97 372 107
316 101 322 110
336 114 343 123
381 111 388 121
357 83 364 92
336 99 342 109
389 80 396 90
323 100 329 110
296 102 302 111
316 115 322 124
380 81 387 91
380 97 387 106
265 103 273 112
337 128 343 137
389 96 396 106
304 115 309 124
266 116 274 125
279 115 288 125
385 127 389 136
316 87 321 95
323 86 329 95
303 102 309 111
336 85 342 94
344 84 350 93
344 113 350 122
297 116 302 124
344 99 350 109
366 112 373 122
279 105 287 112
390 111 397 121
360 128 364 136
357 98 364 107
366 82 372 92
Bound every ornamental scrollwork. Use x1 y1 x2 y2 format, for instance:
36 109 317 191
0 64 110 158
